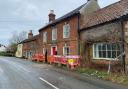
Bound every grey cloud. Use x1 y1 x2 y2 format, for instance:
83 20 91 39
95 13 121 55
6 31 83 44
0 0 119 45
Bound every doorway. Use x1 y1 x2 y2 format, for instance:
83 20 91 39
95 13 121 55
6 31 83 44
51 46 57 55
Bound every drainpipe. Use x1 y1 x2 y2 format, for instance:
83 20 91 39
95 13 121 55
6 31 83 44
120 17 126 73
77 13 80 55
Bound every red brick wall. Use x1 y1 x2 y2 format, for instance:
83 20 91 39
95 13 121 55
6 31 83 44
39 15 79 56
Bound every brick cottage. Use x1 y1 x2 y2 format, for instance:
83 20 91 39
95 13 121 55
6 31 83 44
17 0 128 71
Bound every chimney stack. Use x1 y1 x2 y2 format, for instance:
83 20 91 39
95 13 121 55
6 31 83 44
28 30 33 39
87 0 97 1
49 10 56 22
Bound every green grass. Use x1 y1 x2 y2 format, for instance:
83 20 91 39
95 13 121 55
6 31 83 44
76 67 109 79
76 67 128 86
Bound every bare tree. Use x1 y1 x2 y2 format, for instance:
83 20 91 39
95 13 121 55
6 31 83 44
8 31 27 54
9 31 27 44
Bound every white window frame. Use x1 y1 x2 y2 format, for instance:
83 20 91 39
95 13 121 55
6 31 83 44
52 27 57 40
93 43 121 60
43 32 47 43
63 23 70 38
63 46 70 55
43 48 46 55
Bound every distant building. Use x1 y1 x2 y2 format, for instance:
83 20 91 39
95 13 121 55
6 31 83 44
15 44 23 58
0 45 6 52
20 30 39 59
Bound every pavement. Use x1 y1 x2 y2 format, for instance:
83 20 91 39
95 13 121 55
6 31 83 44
0 56 127 89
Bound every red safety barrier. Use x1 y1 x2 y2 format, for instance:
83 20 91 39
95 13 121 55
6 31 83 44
52 55 80 69
32 54 38 61
60 56 67 65
54 55 62 64
37 54 45 62
32 54 45 62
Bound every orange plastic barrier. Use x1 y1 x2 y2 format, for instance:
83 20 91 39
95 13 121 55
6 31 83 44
47 55 55 64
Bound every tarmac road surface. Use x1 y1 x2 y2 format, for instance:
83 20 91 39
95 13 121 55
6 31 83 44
0 56 127 89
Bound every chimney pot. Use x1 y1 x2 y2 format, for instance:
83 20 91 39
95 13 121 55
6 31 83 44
50 10 54 14
49 10 56 22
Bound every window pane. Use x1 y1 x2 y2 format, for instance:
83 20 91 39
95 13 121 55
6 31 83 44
67 48 70 55
107 44 112 51
107 51 112 58
98 44 102 51
99 51 102 58
112 51 116 58
117 51 121 57
102 44 106 50
112 44 116 50
95 51 98 58
103 51 106 58
117 44 121 50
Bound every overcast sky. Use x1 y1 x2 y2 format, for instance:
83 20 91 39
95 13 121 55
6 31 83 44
0 0 120 45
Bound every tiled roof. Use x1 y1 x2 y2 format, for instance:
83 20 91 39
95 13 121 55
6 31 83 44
39 4 86 32
21 35 39 43
81 0 128 30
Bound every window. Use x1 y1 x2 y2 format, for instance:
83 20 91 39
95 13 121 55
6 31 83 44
63 46 70 55
43 32 47 43
43 48 46 55
93 43 121 59
52 27 57 40
63 23 70 38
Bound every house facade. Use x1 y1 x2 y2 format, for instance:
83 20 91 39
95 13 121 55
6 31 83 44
19 0 128 71
38 0 100 57
21 30 39 59
80 0 128 71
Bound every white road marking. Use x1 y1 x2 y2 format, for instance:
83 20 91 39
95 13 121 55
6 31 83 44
39 77 59 89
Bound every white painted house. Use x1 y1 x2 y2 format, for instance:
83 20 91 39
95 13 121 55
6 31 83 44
15 44 23 58
0 46 6 52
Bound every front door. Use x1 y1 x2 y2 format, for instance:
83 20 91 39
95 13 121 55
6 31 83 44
51 46 57 55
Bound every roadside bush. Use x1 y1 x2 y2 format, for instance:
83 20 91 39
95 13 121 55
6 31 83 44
0 52 15 57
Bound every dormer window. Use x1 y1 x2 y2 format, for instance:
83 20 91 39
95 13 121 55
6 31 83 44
63 23 70 38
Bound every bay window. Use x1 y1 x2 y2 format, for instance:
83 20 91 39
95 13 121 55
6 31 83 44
93 43 121 59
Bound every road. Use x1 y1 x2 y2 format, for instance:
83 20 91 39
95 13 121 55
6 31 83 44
0 56 127 89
